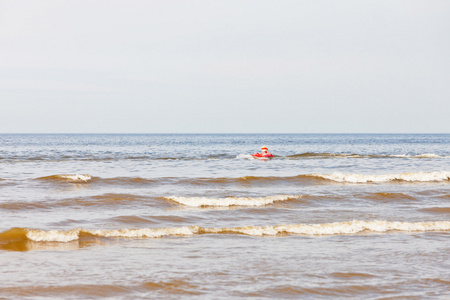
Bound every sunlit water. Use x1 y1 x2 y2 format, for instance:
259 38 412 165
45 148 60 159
0 134 449 299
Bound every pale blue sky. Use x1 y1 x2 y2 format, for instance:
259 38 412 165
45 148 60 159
1 0 449 133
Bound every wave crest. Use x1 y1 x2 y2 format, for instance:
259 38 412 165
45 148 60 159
313 172 450 183
1 221 448 249
165 195 301 207
36 174 92 183
222 220 450 236
30 171 449 187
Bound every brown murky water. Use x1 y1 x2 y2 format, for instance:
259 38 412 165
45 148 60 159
1 134 449 299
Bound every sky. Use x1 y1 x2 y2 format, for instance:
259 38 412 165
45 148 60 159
0 0 449 133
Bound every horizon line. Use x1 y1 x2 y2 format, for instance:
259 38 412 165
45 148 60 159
0 132 448 135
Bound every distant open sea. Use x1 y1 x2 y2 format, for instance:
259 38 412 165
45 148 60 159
0 134 449 299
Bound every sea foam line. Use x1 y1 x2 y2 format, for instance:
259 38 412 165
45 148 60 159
2 221 448 243
165 195 301 207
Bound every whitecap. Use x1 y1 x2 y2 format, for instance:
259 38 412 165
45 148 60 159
19 220 450 242
58 174 92 182
165 195 301 207
312 171 450 183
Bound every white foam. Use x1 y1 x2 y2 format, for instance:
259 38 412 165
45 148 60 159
23 220 450 242
26 229 81 242
25 227 196 242
59 174 92 182
165 195 301 207
313 171 450 183
414 153 441 158
206 220 450 236
86 226 196 238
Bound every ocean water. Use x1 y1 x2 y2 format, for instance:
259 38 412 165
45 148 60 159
0 134 449 299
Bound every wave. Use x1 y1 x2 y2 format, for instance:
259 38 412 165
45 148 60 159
313 172 450 183
1 221 448 247
165 195 302 207
2 191 432 211
32 174 317 186
30 171 450 188
188 172 450 184
2 191 435 211
2 152 447 163
36 174 92 183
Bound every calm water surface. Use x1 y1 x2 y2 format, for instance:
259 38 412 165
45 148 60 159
0 134 449 299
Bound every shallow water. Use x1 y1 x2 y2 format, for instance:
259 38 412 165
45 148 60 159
0 134 449 299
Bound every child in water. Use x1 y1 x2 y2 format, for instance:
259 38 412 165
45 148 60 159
252 146 273 158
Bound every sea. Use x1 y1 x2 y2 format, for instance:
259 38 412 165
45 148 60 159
0 133 449 299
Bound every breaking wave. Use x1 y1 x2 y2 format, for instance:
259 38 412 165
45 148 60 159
1 221 449 248
36 174 92 183
30 171 450 187
313 171 450 183
184 172 450 185
165 195 301 207
3 191 436 211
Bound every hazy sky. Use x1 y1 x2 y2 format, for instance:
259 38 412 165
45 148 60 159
1 0 449 133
